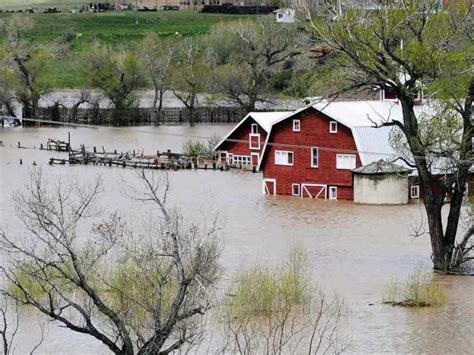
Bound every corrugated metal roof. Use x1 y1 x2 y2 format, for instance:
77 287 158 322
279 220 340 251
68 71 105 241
312 100 431 128
352 159 411 175
351 126 400 165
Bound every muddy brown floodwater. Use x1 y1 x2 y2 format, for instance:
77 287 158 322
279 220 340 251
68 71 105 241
1 125 473 354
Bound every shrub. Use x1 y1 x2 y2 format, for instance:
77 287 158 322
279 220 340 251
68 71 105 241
382 268 447 307
182 138 207 157
219 247 346 354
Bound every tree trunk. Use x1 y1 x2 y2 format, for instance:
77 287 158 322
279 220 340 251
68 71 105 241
189 107 196 127
32 97 39 125
399 96 454 270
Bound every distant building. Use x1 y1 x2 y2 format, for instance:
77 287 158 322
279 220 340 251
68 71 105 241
274 8 295 22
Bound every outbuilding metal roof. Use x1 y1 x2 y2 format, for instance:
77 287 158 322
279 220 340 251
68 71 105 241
352 159 412 175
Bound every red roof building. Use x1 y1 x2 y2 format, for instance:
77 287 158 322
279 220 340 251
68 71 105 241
258 100 430 200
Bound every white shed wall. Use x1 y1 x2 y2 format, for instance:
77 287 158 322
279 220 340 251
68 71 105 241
354 174 408 204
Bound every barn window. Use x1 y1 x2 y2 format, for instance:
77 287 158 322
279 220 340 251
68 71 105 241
330 121 338 133
292 183 300 196
233 155 251 165
249 134 260 150
410 185 420 199
311 147 319 168
293 119 300 132
329 186 337 200
336 154 356 170
275 150 294 166
251 123 258 134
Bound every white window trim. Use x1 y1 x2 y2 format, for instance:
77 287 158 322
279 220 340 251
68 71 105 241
330 121 338 133
251 152 260 166
292 183 300 196
336 154 356 170
249 133 260 150
329 186 337 200
275 150 294 166
411 185 420 199
232 155 251 165
311 147 319 168
293 119 300 132
251 123 258 134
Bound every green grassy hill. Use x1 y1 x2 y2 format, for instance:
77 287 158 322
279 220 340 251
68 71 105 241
0 11 253 87
0 0 87 10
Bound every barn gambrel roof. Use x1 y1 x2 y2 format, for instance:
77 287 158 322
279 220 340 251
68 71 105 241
257 100 434 170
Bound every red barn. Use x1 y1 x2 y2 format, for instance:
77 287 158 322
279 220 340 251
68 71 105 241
213 111 292 167
258 100 426 200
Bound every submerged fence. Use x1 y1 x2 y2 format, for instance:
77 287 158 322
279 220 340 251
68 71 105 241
23 106 269 126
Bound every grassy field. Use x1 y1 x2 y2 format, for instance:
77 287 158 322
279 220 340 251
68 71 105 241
0 11 253 87
0 0 87 11
0 1 122 10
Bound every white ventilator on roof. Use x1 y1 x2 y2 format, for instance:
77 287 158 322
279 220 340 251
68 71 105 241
213 111 293 152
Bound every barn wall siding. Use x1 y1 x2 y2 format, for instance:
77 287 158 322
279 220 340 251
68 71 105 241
262 110 361 200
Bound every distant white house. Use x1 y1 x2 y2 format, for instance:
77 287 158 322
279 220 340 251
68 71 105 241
274 8 295 23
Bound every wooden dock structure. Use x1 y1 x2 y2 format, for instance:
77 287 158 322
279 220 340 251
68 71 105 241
47 144 229 172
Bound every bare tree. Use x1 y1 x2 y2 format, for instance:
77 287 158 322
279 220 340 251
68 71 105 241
300 0 473 271
171 38 211 127
138 34 173 123
82 44 144 124
0 297 19 355
70 90 93 122
0 296 44 355
0 16 58 122
207 18 304 111
0 169 221 354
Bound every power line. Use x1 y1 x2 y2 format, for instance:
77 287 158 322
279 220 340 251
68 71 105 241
8 117 474 165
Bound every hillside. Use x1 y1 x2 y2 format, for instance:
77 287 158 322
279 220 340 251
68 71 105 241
0 11 253 87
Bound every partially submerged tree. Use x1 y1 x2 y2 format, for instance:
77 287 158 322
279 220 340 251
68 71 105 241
0 170 221 354
83 44 144 124
0 16 57 121
301 0 473 271
138 33 173 122
171 38 210 127
207 18 303 111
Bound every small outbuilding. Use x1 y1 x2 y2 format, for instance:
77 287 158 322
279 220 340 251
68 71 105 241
274 8 295 23
352 160 412 205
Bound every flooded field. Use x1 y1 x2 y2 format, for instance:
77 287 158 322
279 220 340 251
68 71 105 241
1 125 473 354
